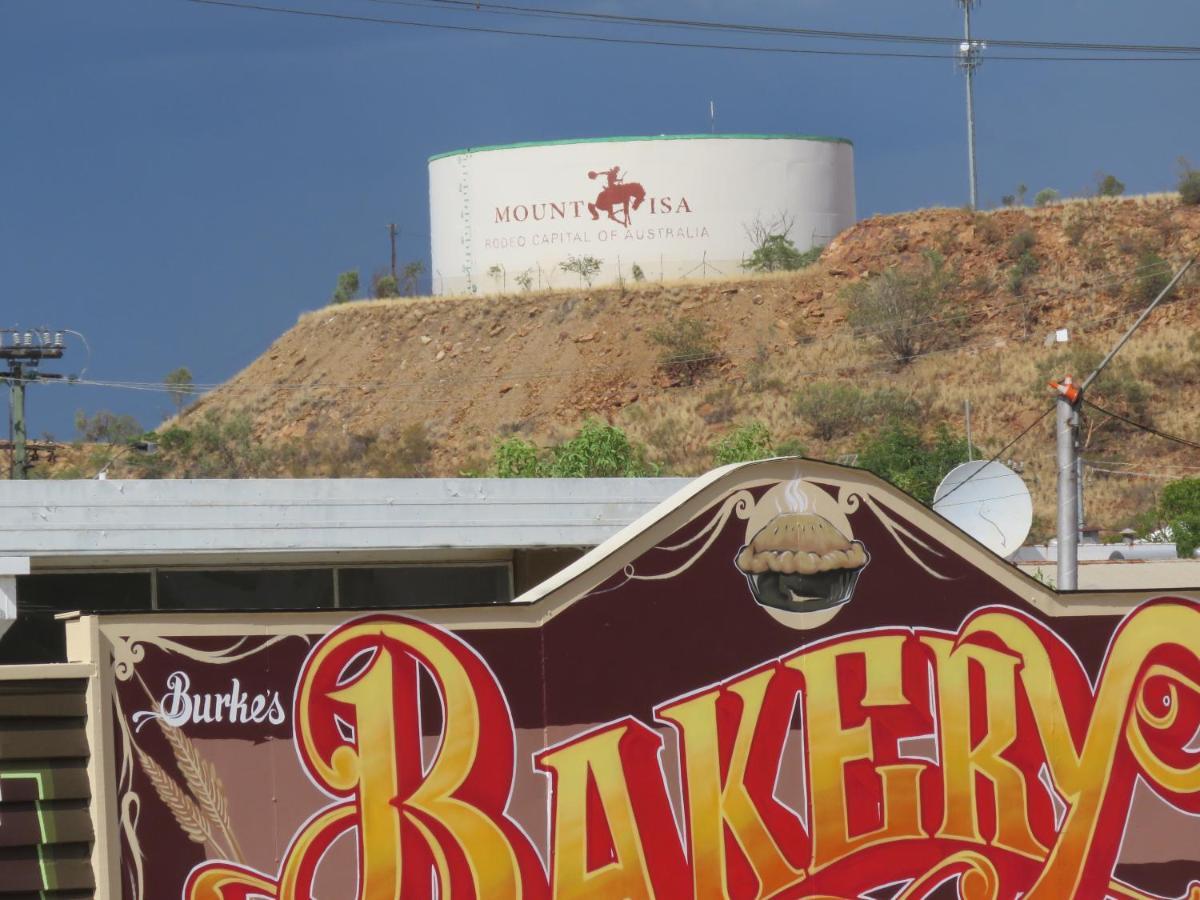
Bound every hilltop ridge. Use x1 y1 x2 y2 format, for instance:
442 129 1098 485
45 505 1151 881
170 194 1200 536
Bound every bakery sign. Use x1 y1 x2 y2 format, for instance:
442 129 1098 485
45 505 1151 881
97 460 1200 899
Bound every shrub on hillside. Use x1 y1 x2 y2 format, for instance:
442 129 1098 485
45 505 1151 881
1179 169 1200 206
377 423 434 475
1006 229 1037 259
332 269 359 303
742 235 815 272
1061 208 1089 246
549 419 655 477
1095 173 1125 198
794 383 871 441
134 412 279 478
373 272 400 298
1134 251 1173 305
843 250 960 366
1159 477 1200 558
856 423 970 504
741 214 821 273
795 383 922 442
490 437 544 477
1034 188 1059 207
488 421 655 477
401 260 425 296
972 214 1003 245
711 423 774 466
774 438 808 457
74 410 144 445
700 387 737 424
649 317 720 385
1007 251 1040 296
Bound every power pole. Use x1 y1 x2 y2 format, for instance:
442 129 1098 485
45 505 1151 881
1050 255 1195 590
1 330 66 480
387 223 399 282
957 1 984 210
1050 376 1081 589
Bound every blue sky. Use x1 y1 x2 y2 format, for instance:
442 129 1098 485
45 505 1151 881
3 0 1198 442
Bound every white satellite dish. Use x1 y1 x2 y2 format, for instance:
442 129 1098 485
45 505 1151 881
933 461 1033 558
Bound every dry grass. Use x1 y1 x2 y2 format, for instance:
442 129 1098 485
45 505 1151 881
70 195 1199 537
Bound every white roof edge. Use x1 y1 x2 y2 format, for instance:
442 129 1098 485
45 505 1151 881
0 477 692 559
512 464 740 605
0 557 30 576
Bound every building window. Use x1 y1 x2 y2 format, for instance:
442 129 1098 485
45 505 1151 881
338 564 512 609
15 572 153 614
2 572 153 663
156 569 334 611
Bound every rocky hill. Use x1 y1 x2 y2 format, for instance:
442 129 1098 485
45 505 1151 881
170 194 1200 538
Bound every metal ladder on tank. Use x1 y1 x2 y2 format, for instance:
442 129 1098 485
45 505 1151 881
457 153 476 294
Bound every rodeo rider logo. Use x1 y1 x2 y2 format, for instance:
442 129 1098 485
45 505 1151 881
491 165 693 229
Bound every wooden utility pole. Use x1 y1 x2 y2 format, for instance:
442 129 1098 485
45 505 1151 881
387 223 399 282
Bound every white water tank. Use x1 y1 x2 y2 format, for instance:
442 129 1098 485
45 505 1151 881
427 133 855 296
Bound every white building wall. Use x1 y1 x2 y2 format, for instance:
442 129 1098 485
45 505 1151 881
428 134 855 296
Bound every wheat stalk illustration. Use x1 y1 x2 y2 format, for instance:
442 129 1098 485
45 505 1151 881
135 748 215 849
158 720 247 864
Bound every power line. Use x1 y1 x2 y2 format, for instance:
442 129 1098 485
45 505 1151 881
1082 399 1200 451
185 1 1200 62
1085 463 1186 480
384 0 1200 55
1089 458 1200 472
43 269 1178 401
930 405 1053 504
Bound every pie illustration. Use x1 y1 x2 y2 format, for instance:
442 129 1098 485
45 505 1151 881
736 512 868 613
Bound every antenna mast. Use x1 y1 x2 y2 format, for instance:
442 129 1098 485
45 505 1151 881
957 1 984 210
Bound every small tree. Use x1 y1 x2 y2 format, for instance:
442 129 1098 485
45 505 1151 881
856 424 970 504
560 255 602 287
547 420 654 477
1034 188 1060 207
487 265 505 291
401 260 426 296
844 251 959 365
489 437 544 477
742 235 810 272
631 263 646 282
332 269 359 303
1096 173 1126 197
164 367 195 415
74 409 144 444
711 423 774 466
741 214 821 272
1160 477 1200 558
372 271 400 298
1178 158 1200 206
